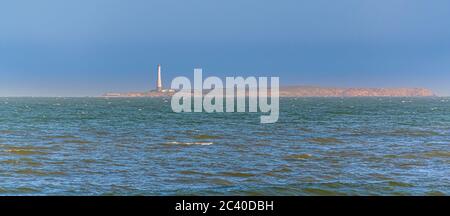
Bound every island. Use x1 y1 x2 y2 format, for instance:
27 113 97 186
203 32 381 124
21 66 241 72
103 86 434 97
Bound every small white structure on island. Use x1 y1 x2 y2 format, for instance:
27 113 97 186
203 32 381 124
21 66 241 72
154 64 175 93
156 64 163 92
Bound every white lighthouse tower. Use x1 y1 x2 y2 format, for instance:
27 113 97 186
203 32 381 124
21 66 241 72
156 64 162 92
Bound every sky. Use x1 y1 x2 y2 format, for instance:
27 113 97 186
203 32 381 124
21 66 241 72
1 0 450 96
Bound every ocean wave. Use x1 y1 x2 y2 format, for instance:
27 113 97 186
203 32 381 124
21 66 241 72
61 139 91 144
15 169 66 176
167 141 213 146
219 171 256 178
209 178 234 186
45 135 78 139
0 187 41 194
192 134 222 140
178 170 210 176
307 137 343 144
2 159 42 167
423 150 450 158
387 129 441 137
284 154 313 160
3 148 48 155
0 130 15 135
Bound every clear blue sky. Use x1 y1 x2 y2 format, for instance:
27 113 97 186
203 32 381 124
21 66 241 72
1 0 450 96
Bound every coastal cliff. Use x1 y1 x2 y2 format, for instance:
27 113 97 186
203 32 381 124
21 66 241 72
104 86 435 97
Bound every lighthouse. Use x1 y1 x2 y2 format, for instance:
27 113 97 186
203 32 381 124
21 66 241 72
156 64 162 92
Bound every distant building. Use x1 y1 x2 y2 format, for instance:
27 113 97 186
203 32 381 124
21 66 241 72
156 64 163 92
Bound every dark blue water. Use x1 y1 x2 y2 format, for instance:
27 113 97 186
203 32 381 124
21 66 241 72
0 97 449 195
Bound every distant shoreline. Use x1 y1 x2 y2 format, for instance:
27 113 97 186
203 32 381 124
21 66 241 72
0 86 437 98
103 86 435 98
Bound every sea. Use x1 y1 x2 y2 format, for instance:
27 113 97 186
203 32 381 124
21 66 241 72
0 97 449 195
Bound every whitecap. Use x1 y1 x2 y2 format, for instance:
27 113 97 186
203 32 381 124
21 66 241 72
167 141 213 146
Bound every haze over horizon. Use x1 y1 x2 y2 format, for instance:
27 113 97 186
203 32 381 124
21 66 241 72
1 0 450 97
